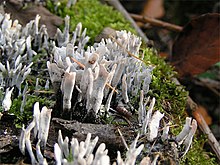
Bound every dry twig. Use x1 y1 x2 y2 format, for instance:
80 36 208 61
104 0 150 44
188 97 220 161
109 35 145 63
130 13 183 32
194 78 220 96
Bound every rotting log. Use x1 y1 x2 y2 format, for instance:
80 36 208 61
0 135 18 154
0 115 19 154
0 116 135 162
52 118 136 159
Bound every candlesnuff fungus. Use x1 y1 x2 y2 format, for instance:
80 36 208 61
0 11 198 164
2 87 14 111
147 110 164 142
61 67 76 110
88 64 110 114
0 12 51 118
46 15 153 118
18 99 198 164
19 102 51 165
38 106 52 148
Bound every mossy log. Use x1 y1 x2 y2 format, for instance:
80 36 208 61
0 116 133 162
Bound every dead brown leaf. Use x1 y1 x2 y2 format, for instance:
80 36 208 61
5 0 63 37
171 13 220 77
193 105 212 125
141 0 165 18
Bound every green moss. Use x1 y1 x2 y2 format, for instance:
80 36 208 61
46 0 136 43
9 93 55 128
143 48 187 119
142 48 217 164
0 81 53 128
181 134 217 165
143 47 187 143
18 1 217 164
66 149 74 162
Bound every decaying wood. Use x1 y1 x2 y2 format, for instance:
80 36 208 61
130 13 183 32
0 115 20 155
0 117 133 159
0 135 18 154
105 0 150 45
52 118 135 156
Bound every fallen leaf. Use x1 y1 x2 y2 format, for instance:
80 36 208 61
171 13 220 77
141 0 165 18
5 0 63 37
193 105 212 125
159 52 169 58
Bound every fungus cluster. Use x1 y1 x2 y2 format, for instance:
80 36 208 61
0 12 197 165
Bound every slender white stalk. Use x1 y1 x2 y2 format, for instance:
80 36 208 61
61 69 76 110
63 137 70 158
138 90 144 126
147 111 164 142
36 140 44 164
38 106 52 148
182 119 197 157
161 125 170 142
33 102 40 138
54 143 62 165
175 117 192 143
2 87 14 111
19 125 26 155
141 97 155 135
122 74 129 103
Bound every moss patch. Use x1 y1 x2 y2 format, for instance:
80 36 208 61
46 0 136 43
142 48 217 164
181 134 217 165
9 94 55 128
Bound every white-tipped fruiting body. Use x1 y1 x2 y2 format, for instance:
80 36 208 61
2 87 14 111
61 69 76 110
147 111 164 142
38 106 52 148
